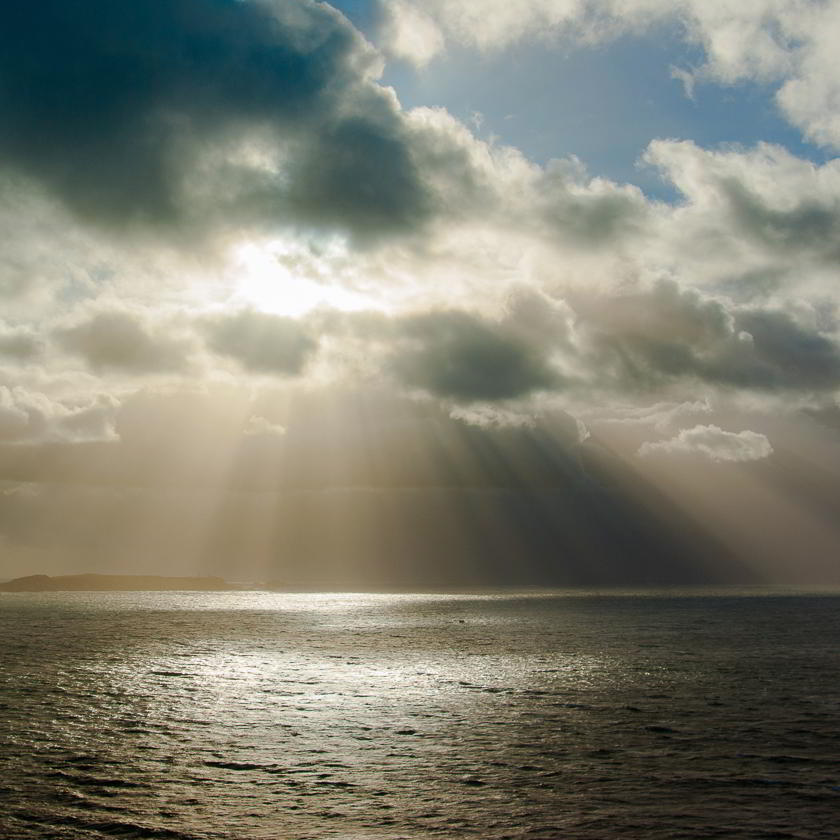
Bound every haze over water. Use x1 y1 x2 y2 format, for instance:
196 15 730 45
2 589 838 839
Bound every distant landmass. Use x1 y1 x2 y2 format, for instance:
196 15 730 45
0 574 237 592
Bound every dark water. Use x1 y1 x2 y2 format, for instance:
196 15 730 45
1 590 838 839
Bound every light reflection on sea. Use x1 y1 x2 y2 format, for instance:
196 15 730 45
1 589 839 839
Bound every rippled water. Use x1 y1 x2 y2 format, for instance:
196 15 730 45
1 590 838 839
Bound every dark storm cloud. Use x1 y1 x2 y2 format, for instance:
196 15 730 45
390 310 561 401
205 309 317 374
58 311 192 373
0 0 429 237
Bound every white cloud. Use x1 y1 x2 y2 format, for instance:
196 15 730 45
638 423 774 461
775 1 840 148
588 399 713 431
243 415 287 437
670 65 697 100
450 405 537 428
381 0 445 66
0 386 119 444
382 0 595 60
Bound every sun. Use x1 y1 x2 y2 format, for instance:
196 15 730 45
229 240 374 317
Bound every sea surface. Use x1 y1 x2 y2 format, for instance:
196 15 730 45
1 589 838 839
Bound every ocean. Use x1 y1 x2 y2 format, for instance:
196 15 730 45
1 590 838 839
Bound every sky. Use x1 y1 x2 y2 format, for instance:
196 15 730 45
2 0 840 586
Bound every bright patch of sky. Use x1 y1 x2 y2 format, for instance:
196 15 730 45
334 1 829 201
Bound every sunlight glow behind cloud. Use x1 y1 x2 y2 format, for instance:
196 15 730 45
229 241 377 317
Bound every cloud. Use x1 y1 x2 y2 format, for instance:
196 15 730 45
0 386 118 444
572 278 840 395
573 278 736 390
0 0 431 240
380 0 596 63
538 158 650 245
283 113 430 237
638 424 774 462
204 309 317 375
379 0 445 67
773 2 840 148
243 415 287 438
57 310 194 374
726 308 840 390
449 405 537 429
0 324 44 360
390 309 561 401
588 399 713 432
243 270 840 405
670 65 697 100
646 140 840 265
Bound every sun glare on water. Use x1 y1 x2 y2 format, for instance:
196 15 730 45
229 241 374 317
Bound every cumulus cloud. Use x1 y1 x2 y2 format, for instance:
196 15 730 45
638 424 774 462
645 140 840 265
380 0 597 62
0 387 118 444
538 158 651 245
773 2 840 148
380 0 445 67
